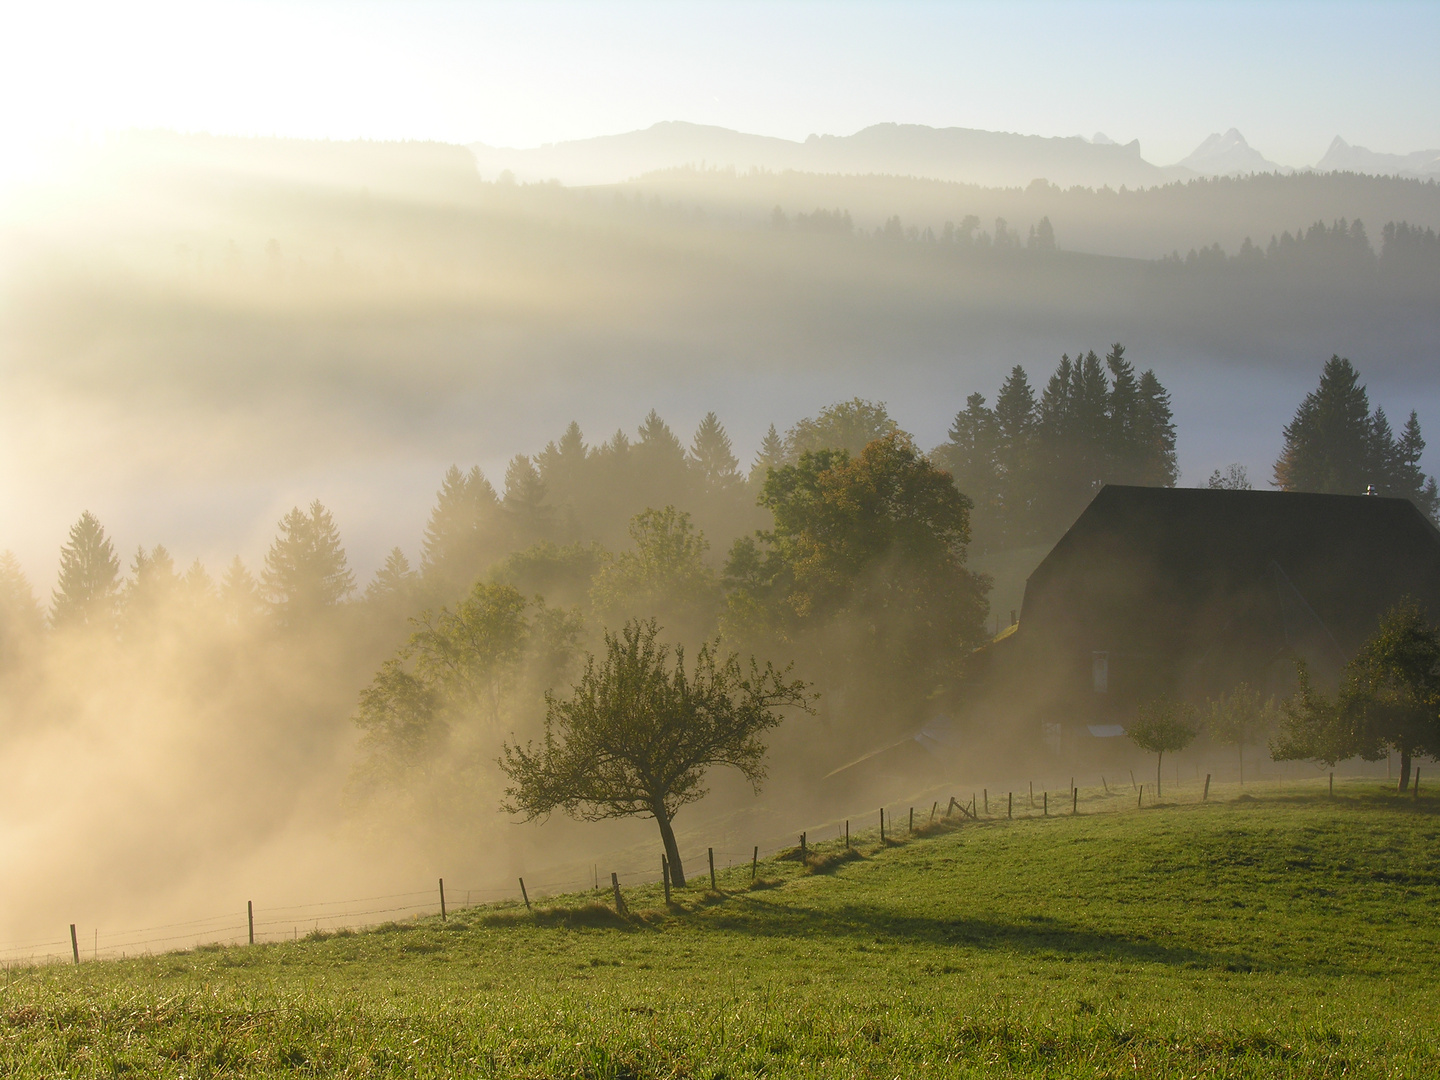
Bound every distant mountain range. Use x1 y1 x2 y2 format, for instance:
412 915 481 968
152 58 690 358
469 122 1440 190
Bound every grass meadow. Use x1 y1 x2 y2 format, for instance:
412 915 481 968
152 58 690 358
2 778 1437 1078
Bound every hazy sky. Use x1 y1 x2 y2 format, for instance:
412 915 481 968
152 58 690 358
4 0 1439 179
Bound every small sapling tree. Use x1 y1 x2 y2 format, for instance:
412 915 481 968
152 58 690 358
1127 697 1198 798
1206 682 1280 785
500 619 811 886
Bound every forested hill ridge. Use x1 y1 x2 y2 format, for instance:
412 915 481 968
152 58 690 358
619 166 1440 261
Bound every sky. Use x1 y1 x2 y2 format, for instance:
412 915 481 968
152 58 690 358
3 0 1440 180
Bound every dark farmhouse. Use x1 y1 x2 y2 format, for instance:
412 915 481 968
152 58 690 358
980 485 1440 737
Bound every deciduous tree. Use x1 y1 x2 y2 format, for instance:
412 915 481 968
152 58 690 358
500 619 810 887
1126 698 1198 798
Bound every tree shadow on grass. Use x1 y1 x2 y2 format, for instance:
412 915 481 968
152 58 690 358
697 898 1268 973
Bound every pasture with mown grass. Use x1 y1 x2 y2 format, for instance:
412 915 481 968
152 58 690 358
3 779 1437 1078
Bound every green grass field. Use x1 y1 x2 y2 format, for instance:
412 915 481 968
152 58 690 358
4 779 1438 1078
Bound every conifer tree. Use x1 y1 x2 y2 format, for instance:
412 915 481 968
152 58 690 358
932 393 1000 549
992 366 1039 544
503 455 553 546
0 551 44 665
749 424 786 488
51 511 121 630
1389 412 1439 519
633 410 691 508
262 501 355 623
1133 369 1179 486
420 465 500 594
181 559 216 609
220 556 264 626
124 544 180 620
688 412 742 492
535 421 588 508
1273 356 1373 493
366 547 419 604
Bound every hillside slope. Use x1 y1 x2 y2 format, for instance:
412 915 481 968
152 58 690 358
5 782 1437 1078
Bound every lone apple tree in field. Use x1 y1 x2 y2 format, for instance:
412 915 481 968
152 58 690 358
500 619 811 887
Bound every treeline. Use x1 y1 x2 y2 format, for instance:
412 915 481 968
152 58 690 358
1159 218 1440 281
931 345 1177 552
770 206 1059 250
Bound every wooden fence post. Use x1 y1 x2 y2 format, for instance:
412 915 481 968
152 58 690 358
880 808 885 842
1029 781 1034 807
1203 774 1211 801
752 846 759 879
984 789 988 814
662 857 671 904
248 901 254 945
709 847 717 889
611 872 624 914
1329 771 1334 796
1008 792 1012 819
439 878 447 921
909 807 914 833
1130 770 1137 791
70 924 79 965
1138 784 1143 808
844 821 849 849
1072 787 1078 815
930 801 937 822
520 877 531 910
1102 775 1109 794
1043 791 1048 816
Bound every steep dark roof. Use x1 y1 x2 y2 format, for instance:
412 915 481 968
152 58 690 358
1017 486 1440 693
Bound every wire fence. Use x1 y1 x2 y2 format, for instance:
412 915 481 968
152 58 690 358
0 769 1380 968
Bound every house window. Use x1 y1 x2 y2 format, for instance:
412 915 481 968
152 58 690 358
1092 651 1109 693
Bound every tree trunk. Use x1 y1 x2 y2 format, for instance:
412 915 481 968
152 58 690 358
1398 750 1412 793
654 805 686 888
1156 751 1163 799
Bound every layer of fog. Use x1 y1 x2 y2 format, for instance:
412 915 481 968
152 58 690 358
1 133 1436 955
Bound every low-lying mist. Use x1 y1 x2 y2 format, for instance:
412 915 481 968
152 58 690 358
1 132 1436 956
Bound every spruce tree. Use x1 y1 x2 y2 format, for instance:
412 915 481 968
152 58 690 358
633 410 691 507
220 556 264 626
749 424 786 488
262 501 355 623
51 511 121 630
688 412 742 492
1273 356 1373 493
420 465 500 594
124 544 179 620
1133 369 1179 486
1393 413 1440 519
535 421 588 509
932 393 1000 550
0 551 44 664
366 547 419 604
993 366 1039 545
502 455 553 546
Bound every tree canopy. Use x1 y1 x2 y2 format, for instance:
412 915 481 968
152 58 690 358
1127 697 1198 798
500 619 809 887
1273 601 1440 791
